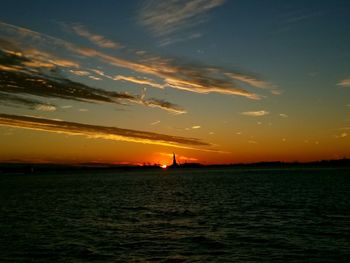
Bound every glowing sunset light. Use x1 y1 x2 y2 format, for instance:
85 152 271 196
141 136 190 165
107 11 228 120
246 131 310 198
0 1 349 164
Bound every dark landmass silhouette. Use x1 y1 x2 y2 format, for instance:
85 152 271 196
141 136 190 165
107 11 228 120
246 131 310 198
1 159 350 175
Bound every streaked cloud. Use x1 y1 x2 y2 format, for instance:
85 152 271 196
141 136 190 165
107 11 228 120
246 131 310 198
141 98 187 114
71 24 121 49
138 0 225 45
274 9 324 34
24 48 79 69
337 79 350 87
159 32 202 47
0 113 210 149
0 44 185 114
0 22 279 100
334 132 348 139
164 71 261 99
150 120 160 125
69 70 90 76
61 105 72 109
0 92 49 110
88 76 102 81
279 113 288 118
226 72 277 94
192 125 201 129
114 75 164 89
241 110 270 117
35 104 57 112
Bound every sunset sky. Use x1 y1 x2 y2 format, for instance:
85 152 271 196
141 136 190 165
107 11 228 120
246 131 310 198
1 0 350 165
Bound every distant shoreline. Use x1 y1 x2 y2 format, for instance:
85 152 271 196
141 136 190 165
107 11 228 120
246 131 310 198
1 159 350 174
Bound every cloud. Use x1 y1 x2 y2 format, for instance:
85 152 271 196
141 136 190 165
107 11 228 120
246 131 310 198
192 125 201 129
61 105 72 109
64 44 267 99
23 48 79 69
0 92 49 109
226 72 278 94
337 79 350 87
69 70 90 76
241 110 270 117
141 98 187 114
138 0 225 44
0 45 185 114
0 20 277 105
279 113 288 118
159 32 202 47
164 71 261 99
35 104 57 112
274 9 324 34
85 51 265 99
71 24 121 49
88 76 102 81
114 75 164 89
0 113 210 149
334 132 348 139
150 120 160 125
0 67 131 104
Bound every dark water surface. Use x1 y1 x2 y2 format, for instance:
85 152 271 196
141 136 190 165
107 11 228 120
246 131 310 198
0 168 349 262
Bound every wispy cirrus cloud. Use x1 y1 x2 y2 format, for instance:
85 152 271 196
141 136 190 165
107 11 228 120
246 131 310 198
35 104 57 112
0 20 278 108
24 48 80 68
138 0 225 45
65 44 270 99
337 79 350 87
150 120 160 125
0 113 210 149
71 24 121 49
0 42 184 114
69 70 90 76
0 92 55 111
241 110 270 117
334 132 348 139
279 113 288 118
114 75 164 89
273 8 324 34
141 98 187 114
226 72 277 93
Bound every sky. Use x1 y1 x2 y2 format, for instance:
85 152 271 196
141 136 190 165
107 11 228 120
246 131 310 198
0 0 350 165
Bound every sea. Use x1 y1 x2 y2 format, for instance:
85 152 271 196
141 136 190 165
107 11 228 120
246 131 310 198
0 167 349 262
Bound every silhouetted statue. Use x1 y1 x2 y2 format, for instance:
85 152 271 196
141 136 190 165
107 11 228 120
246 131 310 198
170 152 179 168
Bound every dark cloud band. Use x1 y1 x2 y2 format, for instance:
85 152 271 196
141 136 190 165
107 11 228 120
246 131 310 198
0 113 210 148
